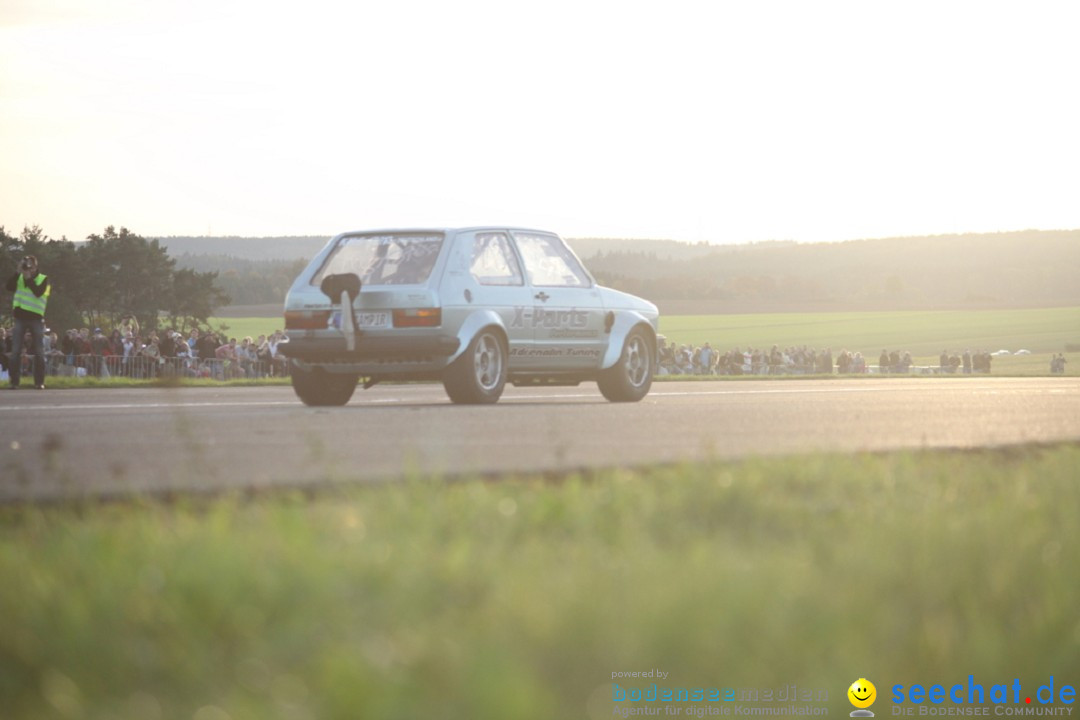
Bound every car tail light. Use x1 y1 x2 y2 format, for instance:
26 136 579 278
284 310 331 330
393 308 441 328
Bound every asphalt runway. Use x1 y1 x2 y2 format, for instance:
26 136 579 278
2 378 1078 501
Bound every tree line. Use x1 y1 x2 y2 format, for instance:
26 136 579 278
172 254 307 306
6 226 1078 327
1 225 229 333
160 229 1080 312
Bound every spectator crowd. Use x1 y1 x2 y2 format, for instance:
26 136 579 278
0 318 290 383
1 324 1070 383
657 338 1004 377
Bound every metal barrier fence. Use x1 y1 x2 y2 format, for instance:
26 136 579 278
656 361 986 376
2 353 291 381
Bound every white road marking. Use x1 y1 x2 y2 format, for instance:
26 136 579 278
506 383 1073 401
0 400 299 412
0 381 1073 412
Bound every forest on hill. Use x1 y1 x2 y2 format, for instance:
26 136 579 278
157 236 328 261
160 230 1080 312
11 225 1073 329
583 230 1080 312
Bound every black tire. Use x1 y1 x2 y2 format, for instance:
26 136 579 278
290 360 359 406
597 326 654 402
443 329 507 404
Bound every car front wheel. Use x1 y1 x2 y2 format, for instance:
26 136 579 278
290 360 359 406
597 327 654 402
443 329 507 404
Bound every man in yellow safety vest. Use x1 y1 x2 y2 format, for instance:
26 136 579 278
5 255 51 389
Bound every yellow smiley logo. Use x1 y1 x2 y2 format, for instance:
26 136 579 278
848 678 877 709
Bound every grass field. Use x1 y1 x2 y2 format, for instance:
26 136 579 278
2 444 1078 720
210 306 1080 377
657 307 1080 356
209 316 288 342
214 306 1080 355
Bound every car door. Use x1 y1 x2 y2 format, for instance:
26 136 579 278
462 230 538 368
510 230 607 369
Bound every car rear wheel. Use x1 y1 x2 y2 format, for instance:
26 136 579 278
290 360 359 406
443 329 507 404
597 326 654 402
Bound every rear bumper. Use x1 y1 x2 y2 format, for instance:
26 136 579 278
279 333 460 362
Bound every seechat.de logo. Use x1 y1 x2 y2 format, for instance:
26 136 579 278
891 676 1076 715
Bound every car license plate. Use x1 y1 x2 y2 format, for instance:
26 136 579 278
331 311 390 329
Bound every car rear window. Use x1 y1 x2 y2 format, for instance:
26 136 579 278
313 233 444 286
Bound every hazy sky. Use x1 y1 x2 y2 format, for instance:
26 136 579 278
2 0 1078 244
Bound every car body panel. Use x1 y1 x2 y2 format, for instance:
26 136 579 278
438 229 536 366
517 287 608 369
595 287 661 364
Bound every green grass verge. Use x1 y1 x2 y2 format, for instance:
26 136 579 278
2 444 1078 719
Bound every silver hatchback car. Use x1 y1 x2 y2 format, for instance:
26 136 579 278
280 227 659 405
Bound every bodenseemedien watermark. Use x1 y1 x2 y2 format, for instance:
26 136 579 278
601 676 831 719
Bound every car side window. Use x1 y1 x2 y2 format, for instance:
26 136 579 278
512 232 592 288
470 232 524 286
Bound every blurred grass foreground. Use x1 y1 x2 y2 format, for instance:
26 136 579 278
2 444 1078 720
